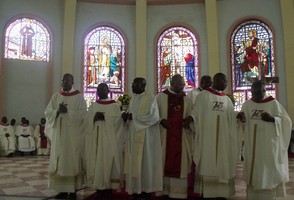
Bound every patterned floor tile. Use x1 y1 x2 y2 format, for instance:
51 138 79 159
0 156 293 200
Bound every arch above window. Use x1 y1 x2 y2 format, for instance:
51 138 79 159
4 16 51 62
83 25 126 107
156 26 199 93
230 19 277 111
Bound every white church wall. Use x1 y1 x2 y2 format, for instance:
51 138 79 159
75 2 136 94
0 0 64 126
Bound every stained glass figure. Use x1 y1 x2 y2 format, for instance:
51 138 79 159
230 20 277 111
83 26 126 107
157 26 198 93
4 17 50 62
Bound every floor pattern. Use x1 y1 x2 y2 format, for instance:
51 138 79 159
0 156 293 200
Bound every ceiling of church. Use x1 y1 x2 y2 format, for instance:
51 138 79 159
78 0 205 5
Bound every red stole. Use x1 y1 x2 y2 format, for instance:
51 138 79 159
96 99 116 104
251 96 274 103
163 89 185 178
59 90 80 96
39 125 47 148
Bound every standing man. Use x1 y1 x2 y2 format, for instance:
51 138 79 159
237 80 292 200
44 73 87 200
123 77 163 200
85 83 123 199
187 75 212 105
156 74 193 199
0 117 16 157
184 73 239 199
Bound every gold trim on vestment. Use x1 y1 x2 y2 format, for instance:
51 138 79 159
216 115 220 165
249 124 257 186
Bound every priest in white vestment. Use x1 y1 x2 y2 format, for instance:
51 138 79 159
0 117 16 156
85 83 123 199
15 118 35 153
44 73 87 200
187 73 239 199
237 80 292 200
156 74 193 199
187 75 212 106
123 77 163 200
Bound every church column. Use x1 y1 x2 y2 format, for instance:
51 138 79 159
205 0 220 76
280 0 294 119
61 0 77 75
135 0 147 78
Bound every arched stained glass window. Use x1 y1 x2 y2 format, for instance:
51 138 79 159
157 26 199 93
4 17 50 62
230 19 276 111
83 25 126 107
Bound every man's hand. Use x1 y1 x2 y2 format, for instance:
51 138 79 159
236 112 246 123
160 119 170 129
128 113 132 120
122 112 129 123
58 102 68 113
94 112 105 122
183 116 193 129
261 112 275 122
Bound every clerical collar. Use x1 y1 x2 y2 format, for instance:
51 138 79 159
251 95 274 103
167 88 185 96
96 98 116 104
206 87 226 96
168 88 176 94
0 122 9 126
62 87 75 93
134 91 146 96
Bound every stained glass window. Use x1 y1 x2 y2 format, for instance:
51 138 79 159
4 17 50 62
230 19 276 111
83 26 126 107
157 26 199 93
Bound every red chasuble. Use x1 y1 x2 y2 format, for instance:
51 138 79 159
39 125 47 148
163 89 185 178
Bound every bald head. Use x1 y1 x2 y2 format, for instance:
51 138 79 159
62 73 74 91
212 73 227 91
171 74 185 94
132 77 146 94
200 75 212 89
251 80 266 101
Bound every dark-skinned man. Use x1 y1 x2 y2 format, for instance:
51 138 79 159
156 74 193 199
44 73 87 200
123 77 163 200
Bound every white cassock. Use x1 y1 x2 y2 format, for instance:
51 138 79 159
241 96 292 200
15 124 35 152
44 89 87 193
84 99 123 190
156 89 193 199
124 91 163 194
0 123 16 156
191 88 239 198
34 124 50 155
187 87 203 106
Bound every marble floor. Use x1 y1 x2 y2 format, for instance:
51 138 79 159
0 156 293 200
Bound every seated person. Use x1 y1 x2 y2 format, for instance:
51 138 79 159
15 117 35 154
0 117 16 157
34 117 50 155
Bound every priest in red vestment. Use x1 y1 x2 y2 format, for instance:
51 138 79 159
156 74 193 199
